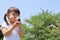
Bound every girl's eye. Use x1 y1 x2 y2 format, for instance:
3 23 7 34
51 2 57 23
12 14 16 16
13 14 15 16
12 14 17 18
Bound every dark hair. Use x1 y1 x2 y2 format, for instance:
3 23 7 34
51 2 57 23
4 7 20 25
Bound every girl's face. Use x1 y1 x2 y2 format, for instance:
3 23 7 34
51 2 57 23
8 11 19 23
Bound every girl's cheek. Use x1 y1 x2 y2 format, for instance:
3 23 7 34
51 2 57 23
9 15 16 22
10 18 16 23
9 15 14 19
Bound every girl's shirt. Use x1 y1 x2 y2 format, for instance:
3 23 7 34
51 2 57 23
1 21 20 40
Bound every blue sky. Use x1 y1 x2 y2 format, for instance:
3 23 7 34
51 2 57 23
0 0 60 24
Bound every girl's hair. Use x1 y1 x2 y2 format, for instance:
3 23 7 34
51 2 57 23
4 7 20 25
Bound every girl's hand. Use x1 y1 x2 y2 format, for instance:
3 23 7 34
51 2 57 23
11 21 21 30
15 21 21 25
13 21 21 27
16 21 21 28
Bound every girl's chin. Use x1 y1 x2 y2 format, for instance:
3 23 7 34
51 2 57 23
10 20 17 23
11 21 15 23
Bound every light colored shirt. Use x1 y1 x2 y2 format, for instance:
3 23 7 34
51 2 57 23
1 21 20 40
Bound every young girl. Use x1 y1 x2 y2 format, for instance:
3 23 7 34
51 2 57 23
1 7 24 40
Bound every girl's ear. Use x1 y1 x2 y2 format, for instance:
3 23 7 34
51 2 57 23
6 13 9 17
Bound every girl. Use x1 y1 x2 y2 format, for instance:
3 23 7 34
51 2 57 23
1 7 24 40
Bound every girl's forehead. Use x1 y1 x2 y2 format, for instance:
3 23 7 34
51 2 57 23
9 11 18 15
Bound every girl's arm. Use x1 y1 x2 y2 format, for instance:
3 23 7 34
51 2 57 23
18 22 24 37
2 22 17 37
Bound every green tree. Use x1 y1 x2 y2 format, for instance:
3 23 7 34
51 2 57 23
24 10 60 40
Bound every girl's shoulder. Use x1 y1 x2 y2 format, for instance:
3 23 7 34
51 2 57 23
1 21 8 28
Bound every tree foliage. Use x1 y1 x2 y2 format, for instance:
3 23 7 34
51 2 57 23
23 10 60 40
